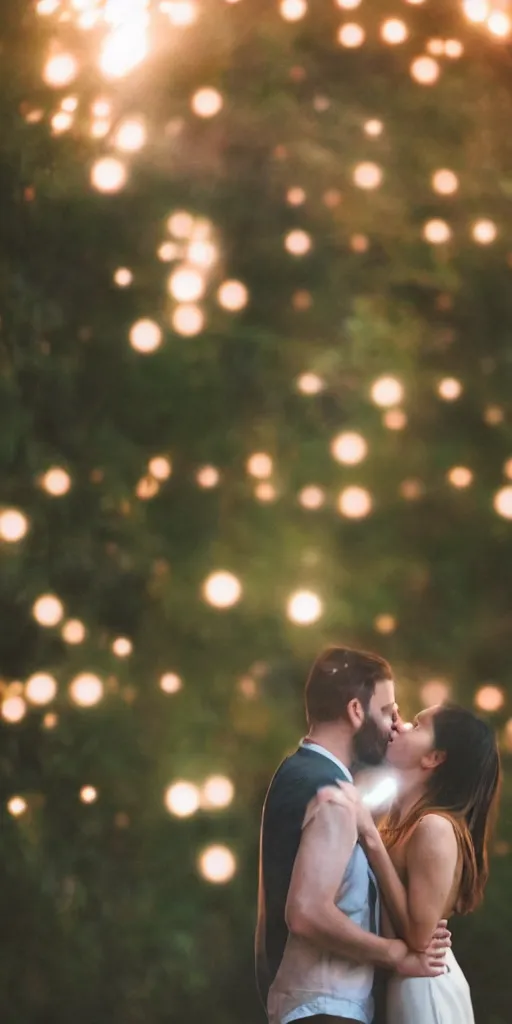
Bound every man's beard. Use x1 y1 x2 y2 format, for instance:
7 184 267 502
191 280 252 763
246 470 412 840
353 713 389 767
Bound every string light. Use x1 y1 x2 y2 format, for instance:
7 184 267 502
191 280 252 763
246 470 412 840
163 1 199 26
33 595 64 627
198 844 237 883
172 305 205 336
296 372 324 394
42 467 71 496
129 318 163 353
286 590 323 624
114 267 133 286
0 509 28 542
374 614 397 635
335 0 362 8
448 466 473 488
475 684 504 712
69 673 104 707
423 218 452 244
196 466 220 488
112 637 133 657
421 679 451 705
201 775 235 809
114 118 147 152
364 119 384 137
149 456 172 481
136 476 160 499
280 0 307 20
187 239 218 268
299 486 325 509
80 786 98 804
92 98 111 118
168 267 205 302
217 280 249 311
353 162 383 189
411 57 440 85
7 796 27 817
438 377 463 400
247 453 273 479
484 405 504 425
338 486 373 518
25 673 57 706
62 619 86 644
165 781 200 817
255 482 277 502
191 88 223 117
51 111 73 134
203 571 242 608
2 696 27 723
384 409 407 430
432 169 459 195
371 375 403 407
331 432 367 465
494 486 512 519
488 11 511 37
287 187 306 205
337 24 365 47
37 0 60 13
43 53 78 87
381 19 408 44
99 21 149 80
427 38 445 55
160 672 183 694
463 0 489 21
167 211 195 238
285 229 312 255
90 157 127 193
472 219 497 244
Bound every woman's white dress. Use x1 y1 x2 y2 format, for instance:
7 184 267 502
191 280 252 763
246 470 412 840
387 948 475 1023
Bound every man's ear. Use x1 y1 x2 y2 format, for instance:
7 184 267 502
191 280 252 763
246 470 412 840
346 697 365 731
421 748 446 771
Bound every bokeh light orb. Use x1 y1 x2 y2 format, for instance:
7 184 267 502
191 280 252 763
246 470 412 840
255 482 277 502
202 775 235 809
7 796 27 816
337 24 365 47
188 239 218 268
99 25 149 79
371 375 403 407
472 219 497 244
191 87 223 117
217 280 249 312
335 0 362 7
384 409 407 430
136 475 160 500
338 486 373 518
165 781 200 817
504 458 512 480
196 465 220 488
488 12 511 37
280 0 307 20
364 119 384 137
91 157 127 193
80 786 98 804
438 377 462 400
198 844 237 883
353 162 383 190
444 39 463 58
166 2 199 26
149 456 172 481
25 673 57 706
286 590 323 625
172 304 205 336
33 595 64 627
167 211 195 238
297 372 324 394
160 672 183 694
494 486 512 519
287 187 306 205
114 118 147 153
129 318 163 353
299 486 325 510
51 111 73 134
247 453 273 479
411 56 440 84
423 219 451 244
381 18 408 44
432 169 459 195
114 267 133 287
169 267 205 302
69 673 104 708
448 466 473 488
374 614 397 635
2 696 27 723
62 619 86 644
43 53 78 87
158 242 178 262
463 0 489 22
285 229 312 256
475 685 504 712
0 509 28 543
42 467 71 496
203 571 242 608
421 679 451 705
331 431 367 465
112 637 133 658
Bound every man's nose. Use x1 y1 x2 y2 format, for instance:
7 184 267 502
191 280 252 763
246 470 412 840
391 711 408 734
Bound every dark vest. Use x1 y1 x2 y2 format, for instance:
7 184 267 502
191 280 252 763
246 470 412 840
255 745 350 1006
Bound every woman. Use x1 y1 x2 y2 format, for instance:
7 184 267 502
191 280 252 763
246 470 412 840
310 703 501 1023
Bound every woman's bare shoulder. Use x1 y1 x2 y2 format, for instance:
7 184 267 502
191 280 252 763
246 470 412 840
408 813 459 854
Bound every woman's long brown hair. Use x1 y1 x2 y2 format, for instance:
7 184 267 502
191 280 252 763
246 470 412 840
380 704 501 914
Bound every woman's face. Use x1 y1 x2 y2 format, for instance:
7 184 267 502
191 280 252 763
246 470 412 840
386 705 440 771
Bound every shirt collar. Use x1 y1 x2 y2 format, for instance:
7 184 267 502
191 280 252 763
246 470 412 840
300 739 354 783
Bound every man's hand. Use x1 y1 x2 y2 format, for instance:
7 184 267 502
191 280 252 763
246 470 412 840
395 921 452 978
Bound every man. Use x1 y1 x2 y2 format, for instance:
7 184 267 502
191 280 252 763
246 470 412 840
255 646 450 1024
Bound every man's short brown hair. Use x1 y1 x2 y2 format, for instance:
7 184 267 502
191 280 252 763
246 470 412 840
305 646 393 725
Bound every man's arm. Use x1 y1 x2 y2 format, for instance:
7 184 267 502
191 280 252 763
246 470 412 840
285 800 444 972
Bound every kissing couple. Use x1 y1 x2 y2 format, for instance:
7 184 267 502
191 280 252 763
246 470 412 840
256 646 501 1024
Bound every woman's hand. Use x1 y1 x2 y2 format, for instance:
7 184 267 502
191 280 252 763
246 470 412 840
305 782 375 839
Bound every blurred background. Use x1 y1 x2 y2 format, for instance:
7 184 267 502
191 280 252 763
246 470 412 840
1 0 511 1021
